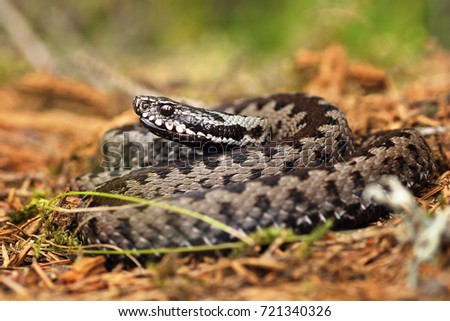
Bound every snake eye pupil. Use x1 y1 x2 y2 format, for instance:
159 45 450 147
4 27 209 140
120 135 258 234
158 104 175 117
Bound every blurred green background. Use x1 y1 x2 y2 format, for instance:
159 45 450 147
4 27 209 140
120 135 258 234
0 0 448 85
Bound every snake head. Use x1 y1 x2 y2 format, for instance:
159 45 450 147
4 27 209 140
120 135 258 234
133 95 205 146
133 95 271 149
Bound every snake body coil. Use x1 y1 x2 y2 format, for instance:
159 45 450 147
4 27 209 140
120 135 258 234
74 93 437 252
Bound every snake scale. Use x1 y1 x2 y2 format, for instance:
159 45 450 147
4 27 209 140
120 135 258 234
73 93 437 253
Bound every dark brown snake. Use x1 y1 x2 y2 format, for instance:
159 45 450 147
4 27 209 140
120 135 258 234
72 93 437 254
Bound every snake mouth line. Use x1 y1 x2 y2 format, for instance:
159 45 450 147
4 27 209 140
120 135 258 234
140 116 210 145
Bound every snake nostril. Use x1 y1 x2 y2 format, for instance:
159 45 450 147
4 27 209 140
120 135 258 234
133 96 142 113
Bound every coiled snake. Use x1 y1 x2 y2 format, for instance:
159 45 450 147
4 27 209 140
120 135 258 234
73 93 437 252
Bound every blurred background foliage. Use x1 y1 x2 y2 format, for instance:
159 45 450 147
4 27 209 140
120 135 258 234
0 0 448 86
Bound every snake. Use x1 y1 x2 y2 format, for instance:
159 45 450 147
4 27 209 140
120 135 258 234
72 93 437 253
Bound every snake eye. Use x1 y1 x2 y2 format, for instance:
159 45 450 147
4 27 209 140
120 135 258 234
158 104 175 117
